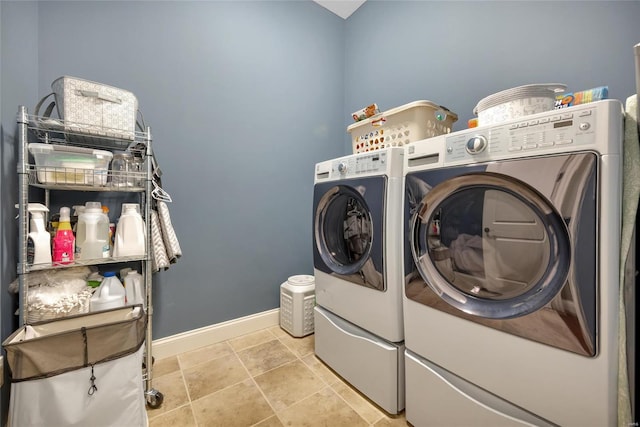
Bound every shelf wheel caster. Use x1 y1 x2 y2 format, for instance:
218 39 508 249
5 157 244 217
146 389 164 409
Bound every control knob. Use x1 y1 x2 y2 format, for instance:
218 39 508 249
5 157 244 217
466 135 488 154
337 162 348 174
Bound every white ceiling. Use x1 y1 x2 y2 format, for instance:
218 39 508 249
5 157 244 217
313 0 366 19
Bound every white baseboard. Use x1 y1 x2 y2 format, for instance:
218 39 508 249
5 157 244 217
151 309 280 360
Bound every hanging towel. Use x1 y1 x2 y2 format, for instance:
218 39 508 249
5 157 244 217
148 150 182 272
618 94 639 427
157 200 182 263
151 209 170 272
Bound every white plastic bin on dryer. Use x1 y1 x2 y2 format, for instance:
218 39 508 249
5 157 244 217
280 275 315 337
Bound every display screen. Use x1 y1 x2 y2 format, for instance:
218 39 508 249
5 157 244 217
554 120 573 128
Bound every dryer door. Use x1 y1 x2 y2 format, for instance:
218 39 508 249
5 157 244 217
313 176 386 291
411 172 571 318
405 153 597 356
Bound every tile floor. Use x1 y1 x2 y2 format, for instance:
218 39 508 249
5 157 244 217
146 325 409 427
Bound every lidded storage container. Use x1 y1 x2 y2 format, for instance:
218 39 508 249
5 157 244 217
111 151 133 187
51 75 139 144
280 275 315 337
28 143 112 186
347 100 458 154
473 83 567 126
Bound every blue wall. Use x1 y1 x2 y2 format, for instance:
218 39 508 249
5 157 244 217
1 0 639 344
345 1 640 148
0 1 345 344
1 1 40 422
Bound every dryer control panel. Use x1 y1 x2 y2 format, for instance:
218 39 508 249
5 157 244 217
315 147 404 183
444 103 608 164
331 151 388 178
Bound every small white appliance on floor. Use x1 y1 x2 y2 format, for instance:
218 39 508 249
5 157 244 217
280 275 315 337
312 147 404 414
402 99 633 426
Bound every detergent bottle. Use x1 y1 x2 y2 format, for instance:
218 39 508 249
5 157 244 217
76 201 110 259
113 203 146 257
52 207 74 264
124 269 145 309
90 271 126 312
26 203 52 265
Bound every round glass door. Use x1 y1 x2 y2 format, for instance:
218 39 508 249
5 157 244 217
315 185 373 275
411 172 571 319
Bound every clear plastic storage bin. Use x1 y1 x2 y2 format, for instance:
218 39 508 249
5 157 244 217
28 143 113 186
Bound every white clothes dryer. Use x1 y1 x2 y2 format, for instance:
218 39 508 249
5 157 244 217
313 147 404 414
402 100 632 426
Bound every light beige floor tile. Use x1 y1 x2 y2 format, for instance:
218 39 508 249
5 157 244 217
191 378 274 427
267 325 290 339
145 370 189 417
373 411 409 426
254 360 325 412
301 353 343 386
183 353 249 401
276 332 315 358
148 329 410 427
332 381 387 424
252 415 285 427
277 386 369 427
228 328 276 352
148 404 196 427
237 339 297 376
152 355 180 378
178 341 235 370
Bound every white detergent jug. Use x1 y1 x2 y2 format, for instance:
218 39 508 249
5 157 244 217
76 201 110 259
113 203 146 257
124 270 145 309
90 271 126 312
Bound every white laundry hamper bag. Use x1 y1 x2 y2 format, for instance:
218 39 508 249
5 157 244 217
2 306 147 427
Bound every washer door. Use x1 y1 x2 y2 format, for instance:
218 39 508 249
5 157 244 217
410 172 571 319
313 176 386 291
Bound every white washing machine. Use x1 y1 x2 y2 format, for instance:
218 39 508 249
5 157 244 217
313 147 404 414
402 100 632 426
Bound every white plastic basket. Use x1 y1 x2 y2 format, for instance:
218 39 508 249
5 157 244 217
347 100 458 154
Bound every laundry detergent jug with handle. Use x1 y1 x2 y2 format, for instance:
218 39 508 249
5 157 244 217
76 201 110 259
90 271 126 312
113 203 146 257
124 270 145 309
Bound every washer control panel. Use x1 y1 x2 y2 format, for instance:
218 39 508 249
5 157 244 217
331 151 387 178
445 106 598 163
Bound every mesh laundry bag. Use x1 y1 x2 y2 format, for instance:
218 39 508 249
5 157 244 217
2 306 147 427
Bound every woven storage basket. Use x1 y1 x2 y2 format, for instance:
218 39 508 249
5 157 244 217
347 100 457 154
51 76 138 143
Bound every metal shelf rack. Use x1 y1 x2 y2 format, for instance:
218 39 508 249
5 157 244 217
15 105 163 408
